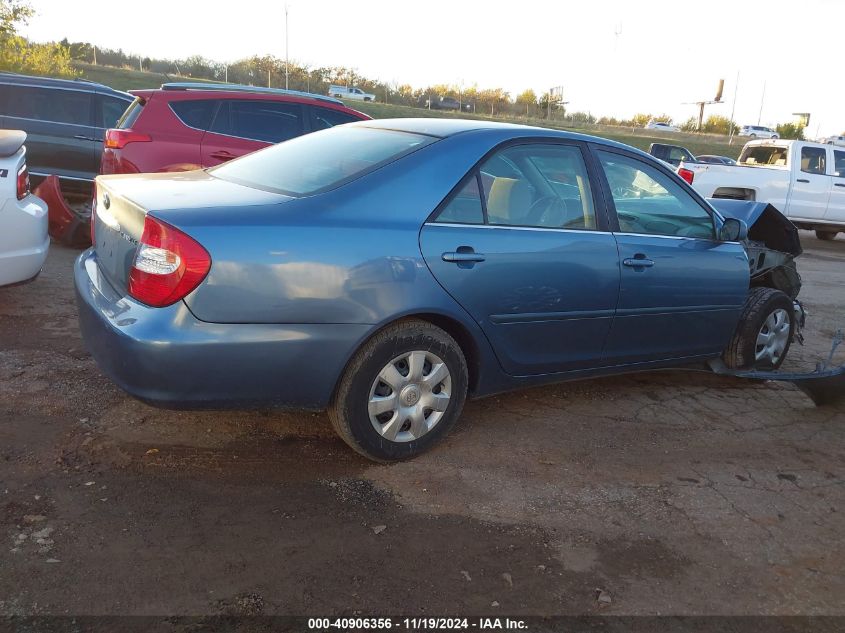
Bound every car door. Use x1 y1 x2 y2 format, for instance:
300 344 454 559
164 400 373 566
825 149 845 223
786 145 831 220
593 148 749 364
4 85 98 181
200 99 305 167
419 141 620 376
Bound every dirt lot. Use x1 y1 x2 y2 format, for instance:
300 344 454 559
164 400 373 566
1 233 844 617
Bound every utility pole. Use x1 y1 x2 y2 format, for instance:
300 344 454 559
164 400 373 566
92 45 96 66
285 4 290 90
139 55 142 72
757 80 766 126
268 68 271 88
225 66 228 83
728 71 739 144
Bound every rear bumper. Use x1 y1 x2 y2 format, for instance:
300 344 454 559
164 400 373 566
74 249 370 410
0 194 49 287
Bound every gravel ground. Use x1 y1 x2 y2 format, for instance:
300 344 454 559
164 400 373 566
0 233 843 617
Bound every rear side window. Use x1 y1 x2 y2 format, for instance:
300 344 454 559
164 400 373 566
800 147 826 175
311 106 362 131
98 95 131 128
834 150 845 177
211 99 304 143
170 99 217 130
117 98 145 129
211 126 435 196
4 86 91 125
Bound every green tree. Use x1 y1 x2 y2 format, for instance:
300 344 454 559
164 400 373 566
679 116 699 132
632 113 673 127
516 89 537 115
700 115 738 135
0 0 76 76
775 122 805 140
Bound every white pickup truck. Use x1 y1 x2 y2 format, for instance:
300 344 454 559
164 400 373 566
679 139 845 240
327 85 375 102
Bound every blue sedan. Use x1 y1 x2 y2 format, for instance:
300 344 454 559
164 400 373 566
75 119 800 461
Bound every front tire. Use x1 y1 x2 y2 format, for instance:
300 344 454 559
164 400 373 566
329 320 468 462
723 287 794 370
815 230 839 241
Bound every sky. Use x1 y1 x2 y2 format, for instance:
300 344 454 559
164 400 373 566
21 0 845 136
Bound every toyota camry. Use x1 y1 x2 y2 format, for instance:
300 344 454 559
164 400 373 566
75 119 803 461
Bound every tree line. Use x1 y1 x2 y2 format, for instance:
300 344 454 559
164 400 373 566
0 0 817 139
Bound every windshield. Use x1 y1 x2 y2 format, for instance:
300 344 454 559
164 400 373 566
739 145 788 166
211 126 436 196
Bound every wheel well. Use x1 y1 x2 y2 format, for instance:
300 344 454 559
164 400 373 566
713 187 755 201
408 313 481 394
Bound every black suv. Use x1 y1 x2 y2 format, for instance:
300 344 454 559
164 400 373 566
0 72 133 187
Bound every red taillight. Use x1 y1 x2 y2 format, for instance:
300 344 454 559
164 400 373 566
16 165 29 200
678 167 695 185
128 216 211 307
104 128 151 150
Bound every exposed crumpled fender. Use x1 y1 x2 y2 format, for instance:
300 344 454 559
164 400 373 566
32 175 91 248
708 198 802 257
708 198 803 299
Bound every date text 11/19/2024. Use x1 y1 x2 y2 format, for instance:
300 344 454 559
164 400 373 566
307 617 529 630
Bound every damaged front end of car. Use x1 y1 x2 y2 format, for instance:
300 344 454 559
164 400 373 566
707 198 843 405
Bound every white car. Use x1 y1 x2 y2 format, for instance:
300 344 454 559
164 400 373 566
678 139 845 240
740 125 779 139
327 85 375 102
820 135 845 147
645 121 679 132
0 130 49 286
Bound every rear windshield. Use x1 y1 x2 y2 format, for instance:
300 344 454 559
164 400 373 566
117 97 144 129
739 145 788 166
210 126 436 196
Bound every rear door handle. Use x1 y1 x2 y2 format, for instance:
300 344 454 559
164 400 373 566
442 251 486 263
835 183 845 188
623 256 654 268
796 178 810 183
210 150 237 161
74 134 98 142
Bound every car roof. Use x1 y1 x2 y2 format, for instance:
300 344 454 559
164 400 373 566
0 71 132 99
353 118 642 152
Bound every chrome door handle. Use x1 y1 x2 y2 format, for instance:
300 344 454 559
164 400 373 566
623 257 654 268
442 252 485 263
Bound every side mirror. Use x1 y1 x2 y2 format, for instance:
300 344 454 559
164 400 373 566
719 218 748 242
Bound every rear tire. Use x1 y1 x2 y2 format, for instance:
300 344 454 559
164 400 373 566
815 230 839 241
328 319 468 462
723 287 794 370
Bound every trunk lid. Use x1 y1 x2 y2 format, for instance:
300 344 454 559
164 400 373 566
92 170 290 294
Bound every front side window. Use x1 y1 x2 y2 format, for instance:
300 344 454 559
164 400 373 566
212 126 435 196
800 147 826 175
597 151 715 239
99 96 131 128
